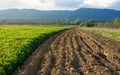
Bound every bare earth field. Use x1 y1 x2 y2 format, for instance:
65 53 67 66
13 28 120 75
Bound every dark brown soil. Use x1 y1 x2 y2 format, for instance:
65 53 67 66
13 28 120 75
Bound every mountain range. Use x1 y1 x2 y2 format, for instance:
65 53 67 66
0 8 120 22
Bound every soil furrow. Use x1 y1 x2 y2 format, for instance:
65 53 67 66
50 30 69 75
78 30 120 75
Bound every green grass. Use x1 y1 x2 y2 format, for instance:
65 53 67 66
81 27 120 41
0 25 66 75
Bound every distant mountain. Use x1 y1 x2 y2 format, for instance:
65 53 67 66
0 8 120 22
73 8 120 22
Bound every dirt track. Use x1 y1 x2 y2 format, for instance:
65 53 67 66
13 28 120 75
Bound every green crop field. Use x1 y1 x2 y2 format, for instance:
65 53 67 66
81 27 120 41
0 26 66 75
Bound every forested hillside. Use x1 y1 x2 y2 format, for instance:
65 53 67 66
0 8 120 22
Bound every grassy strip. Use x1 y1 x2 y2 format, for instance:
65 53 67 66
81 27 120 41
0 26 66 75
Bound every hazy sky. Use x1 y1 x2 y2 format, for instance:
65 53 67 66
0 0 120 10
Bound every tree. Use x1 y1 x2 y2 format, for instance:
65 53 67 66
97 23 104 27
86 20 95 27
56 20 64 25
114 18 120 27
80 23 86 27
65 19 70 25
72 19 80 25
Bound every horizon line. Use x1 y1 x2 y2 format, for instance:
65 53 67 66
0 7 119 11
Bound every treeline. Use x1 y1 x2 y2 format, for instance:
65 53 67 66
0 20 54 25
97 18 120 28
55 19 80 25
79 18 120 28
0 19 95 26
0 19 80 25
1 18 120 28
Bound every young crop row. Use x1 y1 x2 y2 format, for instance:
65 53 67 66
0 26 66 75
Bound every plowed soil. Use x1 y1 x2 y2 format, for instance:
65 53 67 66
13 28 120 75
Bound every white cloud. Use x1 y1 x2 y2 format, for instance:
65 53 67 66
82 0 118 8
19 0 57 10
0 0 119 10
0 0 57 10
0 0 78 10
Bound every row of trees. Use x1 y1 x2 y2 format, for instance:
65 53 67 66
56 19 96 27
0 19 81 25
55 19 80 25
51 18 120 28
80 20 95 27
97 18 120 28
0 19 96 27
1 18 120 28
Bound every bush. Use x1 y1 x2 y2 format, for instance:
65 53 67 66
80 23 86 27
86 20 95 27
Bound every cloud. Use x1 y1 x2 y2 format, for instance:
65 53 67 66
0 0 23 9
53 0 82 10
0 0 119 10
27 0 56 10
110 1 120 10
0 0 57 10
82 0 118 8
